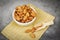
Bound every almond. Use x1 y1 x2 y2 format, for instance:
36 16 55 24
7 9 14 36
23 15 27 21
28 17 33 21
26 19 30 22
31 27 36 33
26 12 29 17
15 15 20 21
30 33 36 38
31 11 36 17
25 29 31 33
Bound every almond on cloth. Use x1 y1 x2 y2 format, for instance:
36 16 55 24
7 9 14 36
30 33 36 38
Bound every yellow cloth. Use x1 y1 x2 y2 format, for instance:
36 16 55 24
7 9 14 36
1 4 55 40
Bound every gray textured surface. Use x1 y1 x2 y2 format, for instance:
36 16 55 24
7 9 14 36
0 0 60 40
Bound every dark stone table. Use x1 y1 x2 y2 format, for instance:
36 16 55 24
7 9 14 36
0 0 60 40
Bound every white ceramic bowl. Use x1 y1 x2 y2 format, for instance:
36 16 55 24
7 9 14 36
12 6 36 26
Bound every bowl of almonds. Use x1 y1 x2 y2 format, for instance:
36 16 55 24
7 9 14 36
12 5 36 26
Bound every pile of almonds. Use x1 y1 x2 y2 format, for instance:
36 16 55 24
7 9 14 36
14 5 36 23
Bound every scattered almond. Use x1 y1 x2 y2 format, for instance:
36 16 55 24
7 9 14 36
30 33 36 38
25 29 31 33
31 27 36 33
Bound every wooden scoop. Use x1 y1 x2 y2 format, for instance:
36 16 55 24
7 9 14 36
25 21 54 33
25 21 54 38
